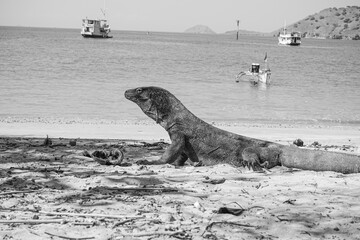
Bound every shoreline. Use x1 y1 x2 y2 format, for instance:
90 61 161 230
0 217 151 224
0 120 359 149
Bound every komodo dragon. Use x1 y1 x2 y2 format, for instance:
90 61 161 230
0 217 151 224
124 86 360 174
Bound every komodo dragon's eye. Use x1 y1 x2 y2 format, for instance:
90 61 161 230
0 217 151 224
136 88 143 94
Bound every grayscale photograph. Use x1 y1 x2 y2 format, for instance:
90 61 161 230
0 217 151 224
0 0 360 239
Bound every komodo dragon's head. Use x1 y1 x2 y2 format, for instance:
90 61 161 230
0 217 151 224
125 86 185 125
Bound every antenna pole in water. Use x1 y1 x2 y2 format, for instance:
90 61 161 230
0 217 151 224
236 20 240 40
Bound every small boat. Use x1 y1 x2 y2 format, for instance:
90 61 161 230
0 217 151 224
81 18 112 38
235 54 271 84
278 26 301 46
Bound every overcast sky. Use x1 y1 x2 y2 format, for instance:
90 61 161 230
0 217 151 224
0 0 359 33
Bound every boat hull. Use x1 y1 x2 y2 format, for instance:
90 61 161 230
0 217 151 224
236 70 271 84
278 40 300 46
81 34 113 39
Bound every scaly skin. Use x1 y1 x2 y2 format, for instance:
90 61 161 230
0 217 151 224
125 86 360 174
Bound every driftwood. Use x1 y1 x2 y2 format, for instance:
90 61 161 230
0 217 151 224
83 149 126 166
93 186 209 197
0 219 65 224
120 231 189 238
39 211 141 220
0 208 142 220
205 221 257 231
45 232 95 240
0 190 38 196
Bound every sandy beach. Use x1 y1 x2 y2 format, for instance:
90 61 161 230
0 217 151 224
2 4 360 239
1 121 360 239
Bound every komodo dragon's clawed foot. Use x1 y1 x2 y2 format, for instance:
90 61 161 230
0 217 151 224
193 161 203 167
241 147 274 171
242 160 267 171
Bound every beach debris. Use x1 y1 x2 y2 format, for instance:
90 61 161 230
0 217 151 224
283 199 296 205
147 145 163 150
194 201 206 212
341 145 352 151
202 177 226 184
1 176 42 191
83 148 128 166
293 138 304 147
38 210 141 220
217 207 245 216
0 190 39 196
43 135 52 146
310 141 321 148
0 219 66 224
45 231 95 239
159 213 176 222
215 204 264 216
276 216 292 222
204 221 257 235
122 231 190 239
69 139 77 146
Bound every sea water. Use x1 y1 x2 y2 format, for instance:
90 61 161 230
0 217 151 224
0 26 359 125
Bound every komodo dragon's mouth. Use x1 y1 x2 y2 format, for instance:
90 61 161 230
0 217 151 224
124 89 136 101
124 88 149 102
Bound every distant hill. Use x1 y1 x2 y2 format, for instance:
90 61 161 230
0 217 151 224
271 6 360 39
184 25 216 34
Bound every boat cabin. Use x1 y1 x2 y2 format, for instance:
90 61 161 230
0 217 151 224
251 63 260 73
278 31 301 46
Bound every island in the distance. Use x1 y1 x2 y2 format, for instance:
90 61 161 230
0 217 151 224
184 25 216 34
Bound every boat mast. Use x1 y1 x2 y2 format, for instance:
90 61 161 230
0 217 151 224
101 0 106 19
264 52 269 70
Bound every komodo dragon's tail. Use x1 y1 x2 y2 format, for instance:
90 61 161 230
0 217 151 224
279 146 360 174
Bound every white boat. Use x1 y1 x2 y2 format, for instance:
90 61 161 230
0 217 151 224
235 54 271 84
81 3 112 39
81 18 112 38
278 27 301 46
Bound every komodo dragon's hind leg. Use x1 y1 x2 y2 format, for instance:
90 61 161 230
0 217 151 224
242 146 282 171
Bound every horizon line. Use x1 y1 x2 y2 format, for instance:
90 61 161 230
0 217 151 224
0 24 276 35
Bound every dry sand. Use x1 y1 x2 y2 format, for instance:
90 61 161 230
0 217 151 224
0 121 360 239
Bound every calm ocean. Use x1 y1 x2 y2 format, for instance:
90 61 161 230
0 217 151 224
0 26 359 125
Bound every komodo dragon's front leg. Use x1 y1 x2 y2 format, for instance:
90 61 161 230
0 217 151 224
136 132 191 165
159 132 186 164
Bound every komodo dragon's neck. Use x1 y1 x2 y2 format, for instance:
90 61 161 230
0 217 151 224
158 99 199 132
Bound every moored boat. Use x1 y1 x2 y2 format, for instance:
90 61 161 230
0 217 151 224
81 18 112 38
278 27 301 46
81 3 112 39
235 53 271 85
